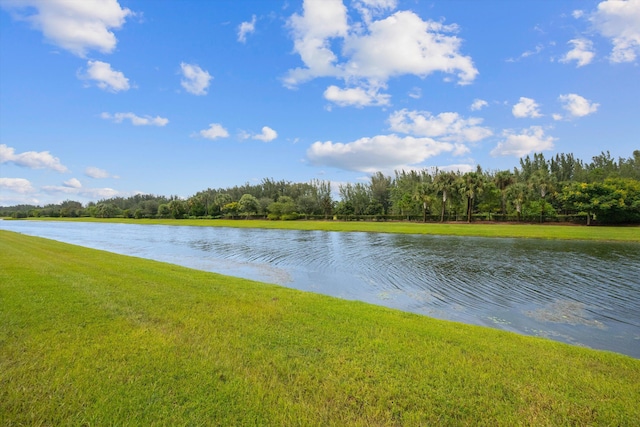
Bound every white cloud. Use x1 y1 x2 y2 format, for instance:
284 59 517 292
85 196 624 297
324 85 390 107
0 0 131 57
353 0 398 23
238 15 257 43
101 112 168 126
81 60 130 92
512 97 542 118
0 144 68 172
470 99 488 111
491 126 556 157
307 134 454 173
558 93 599 118
408 87 422 99
560 38 595 67
591 0 640 63
85 166 116 179
42 182 120 199
252 126 278 142
63 178 82 188
388 109 493 143
285 1 477 104
199 123 229 140
572 10 585 19
180 63 212 95
506 44 544 62
0 177 35 194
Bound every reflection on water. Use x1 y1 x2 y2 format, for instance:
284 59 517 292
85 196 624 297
2 220 639 358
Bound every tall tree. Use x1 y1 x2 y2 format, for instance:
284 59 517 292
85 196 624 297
434 170 458 222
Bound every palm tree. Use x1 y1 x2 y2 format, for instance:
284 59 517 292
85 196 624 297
506 182 527 222
494 170 515 216
434 170 457 222
459 171 486 223
413 181 434 222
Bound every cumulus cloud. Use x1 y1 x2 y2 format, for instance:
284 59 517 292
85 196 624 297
180 62 212 95
0 177 35 194
0 144 68 172
560 38 595 67
238 15 257 43
557 93 599 118
101 112 168 126
0 0 131 57
324 85 390 107
590 0 640 63
286 0 477 105
491 126 556 157
199 123 229 140
470 98 488 111
307 134 454 173
388 109 493 143
252 126 278 142
512 97 542 118
85 166 117 179
63 178 82 188
80 60 130 92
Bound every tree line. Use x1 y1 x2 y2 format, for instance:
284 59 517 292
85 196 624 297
2 150 639 225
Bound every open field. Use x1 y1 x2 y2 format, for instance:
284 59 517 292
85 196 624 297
1 230 639 425
11 216 640 242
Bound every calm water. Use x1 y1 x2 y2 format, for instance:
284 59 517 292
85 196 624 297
2 220 639 358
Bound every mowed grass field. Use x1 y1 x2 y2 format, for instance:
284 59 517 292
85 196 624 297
20 216 640 242
1 230 639 425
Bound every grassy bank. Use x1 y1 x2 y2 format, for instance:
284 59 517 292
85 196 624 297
13 216 640 242
1 231 638 425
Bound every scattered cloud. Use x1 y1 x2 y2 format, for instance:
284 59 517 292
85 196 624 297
0 177 35 194
388 109 493 143
560 38 595 67
512 97 542 118
63 178 82 188
85 167 117 179
0 0 132 57
43 181 120 199
238 15 257 43
507 44 544 62
199 123 229 140
491 126 556 157
572 10 585 19
408 87 422 99
470 98 488 111
80 60 130 92
324 85 390 107
0 144 68 172
557 93 599 118
307 134 454 173
101 112 169 126
353 0 398 23
180 63 212 95
590 0 640 63
252 126 278 142
285 1 477 105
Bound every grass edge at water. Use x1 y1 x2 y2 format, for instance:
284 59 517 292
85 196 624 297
1 230 639 425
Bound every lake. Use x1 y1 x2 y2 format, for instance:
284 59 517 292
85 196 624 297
2 220 639 358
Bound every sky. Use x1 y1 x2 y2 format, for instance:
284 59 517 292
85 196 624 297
0 0 639 206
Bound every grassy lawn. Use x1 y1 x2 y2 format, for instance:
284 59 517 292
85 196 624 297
15 216 640 242
1 230 639 425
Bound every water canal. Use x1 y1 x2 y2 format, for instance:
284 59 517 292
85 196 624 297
2 220 639 358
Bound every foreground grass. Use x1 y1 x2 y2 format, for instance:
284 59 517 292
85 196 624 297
17 216 640 242
1 231 639 425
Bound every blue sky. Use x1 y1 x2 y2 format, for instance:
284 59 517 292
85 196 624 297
1 0 638 206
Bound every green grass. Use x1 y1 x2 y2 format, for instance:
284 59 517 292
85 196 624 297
15 216 640 242
1 230 639 425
